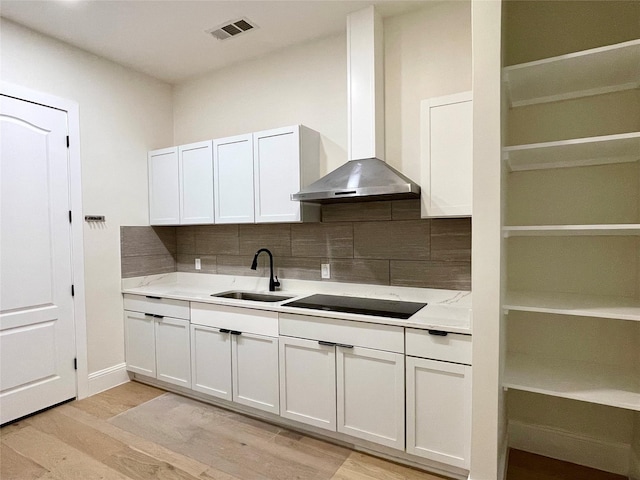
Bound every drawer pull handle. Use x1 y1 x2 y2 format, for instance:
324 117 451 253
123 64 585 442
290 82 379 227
230 330 242 336
145 295 161 300
219 329 231 334
145 313 164 319
318 340 336 347
428 330 448 336
337 343 354 349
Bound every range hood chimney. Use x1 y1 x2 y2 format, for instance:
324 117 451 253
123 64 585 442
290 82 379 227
292 6 420 204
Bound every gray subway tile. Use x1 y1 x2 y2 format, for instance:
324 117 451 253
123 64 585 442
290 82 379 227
120 226 176 257
354 220 430 260
321 202 392 222
238 224 291 257
216 255 268 277
194 225 239 255
291 223 353 258
391 200 421 220
177 254 216 274
390 260 471 290
121 254 176 278
431 218 472 262
328 259 390 285
176 226 197 254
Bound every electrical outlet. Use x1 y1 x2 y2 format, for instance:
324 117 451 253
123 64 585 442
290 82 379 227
321 263 330 279
195 258 201 270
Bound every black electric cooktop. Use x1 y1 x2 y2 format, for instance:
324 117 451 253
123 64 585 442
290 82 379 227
283 294 427 320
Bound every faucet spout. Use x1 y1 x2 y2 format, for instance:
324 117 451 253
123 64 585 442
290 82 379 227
250 248 281 292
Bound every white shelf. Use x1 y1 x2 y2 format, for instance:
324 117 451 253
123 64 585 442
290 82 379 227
504 353 640 411
503 132 640 171
503 224 640 237
504 291 640 322
503 39 640 107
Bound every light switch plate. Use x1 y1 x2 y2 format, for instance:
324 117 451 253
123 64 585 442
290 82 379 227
321 263 330 279
195 258 201 270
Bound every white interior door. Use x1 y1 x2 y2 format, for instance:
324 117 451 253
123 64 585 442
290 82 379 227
0 94 76 425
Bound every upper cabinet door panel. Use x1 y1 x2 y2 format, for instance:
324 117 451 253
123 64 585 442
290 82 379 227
179 141 214 225
213 134 255 224
253 126 301 223
421 92 473 218
149 147 179 225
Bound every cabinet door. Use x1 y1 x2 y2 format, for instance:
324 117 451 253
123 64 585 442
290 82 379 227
155 317 191 388
279 336 337 430
124 311 156 377
179 141 214 224
190 324 232 400
420 92 472 217
213 134 254 224
336 346 405 450
149 147 180 225
406 356 471 469
231 332 279 414
253 126 301 223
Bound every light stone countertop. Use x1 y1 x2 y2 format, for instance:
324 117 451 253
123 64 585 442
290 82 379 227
122 272 472 334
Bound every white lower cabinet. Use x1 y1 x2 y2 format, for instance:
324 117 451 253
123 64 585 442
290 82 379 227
279 313 405 450
124 311 191 388
279 336 337 430
405 329 472 469
190 303 279 414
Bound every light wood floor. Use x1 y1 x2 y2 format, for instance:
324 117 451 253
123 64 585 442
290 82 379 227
0 381 627 480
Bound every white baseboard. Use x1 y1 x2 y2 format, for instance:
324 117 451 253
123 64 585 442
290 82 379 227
508 420 630 476
87 363 130 396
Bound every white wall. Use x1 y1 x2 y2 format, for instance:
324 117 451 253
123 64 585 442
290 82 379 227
0 19 173 375
173 2 472 182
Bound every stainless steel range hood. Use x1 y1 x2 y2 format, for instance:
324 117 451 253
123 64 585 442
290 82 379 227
292 6 421 204
291 157 419 203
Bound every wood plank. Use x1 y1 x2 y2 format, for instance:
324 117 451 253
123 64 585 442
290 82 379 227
71 381 165 419
102 445 203 480
0 443 49 480
57 403 211 478
331 452 447 480
25 408 123 462
2 425 130 480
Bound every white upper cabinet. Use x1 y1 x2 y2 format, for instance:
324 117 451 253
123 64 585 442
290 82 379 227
149 142 214 225
148 147 180 225
213 133 254 224
420 92 473 218
179 141 214 225
253 125 320 223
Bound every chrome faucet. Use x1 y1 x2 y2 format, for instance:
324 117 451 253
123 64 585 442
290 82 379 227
250 248 281 292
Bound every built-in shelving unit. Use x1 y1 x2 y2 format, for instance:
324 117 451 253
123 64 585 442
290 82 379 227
503 224 640 237
503 132 640 172
502 19 640 475
503 39 640 107
504 291 640 322
504 354 640 412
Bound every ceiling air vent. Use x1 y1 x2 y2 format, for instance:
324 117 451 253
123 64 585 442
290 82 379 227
207 18 258 41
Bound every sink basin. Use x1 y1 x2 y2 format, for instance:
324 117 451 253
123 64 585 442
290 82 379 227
211 291 294 303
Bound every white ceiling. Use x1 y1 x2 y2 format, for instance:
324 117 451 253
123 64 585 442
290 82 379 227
0 0 428 84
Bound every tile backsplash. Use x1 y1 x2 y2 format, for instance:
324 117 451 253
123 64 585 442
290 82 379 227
120 200 471 290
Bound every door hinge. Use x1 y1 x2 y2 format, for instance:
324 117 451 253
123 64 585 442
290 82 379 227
71 285 75 297
66 136 70 148
69 210 72 223
74 358 77 370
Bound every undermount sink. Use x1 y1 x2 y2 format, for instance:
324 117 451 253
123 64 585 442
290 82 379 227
211 291 294 303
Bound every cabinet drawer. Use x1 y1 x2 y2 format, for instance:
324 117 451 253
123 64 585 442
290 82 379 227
191 302 278 337
406 328 471 365
124 294 190 320
279 313 404 353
